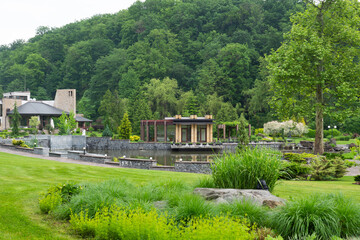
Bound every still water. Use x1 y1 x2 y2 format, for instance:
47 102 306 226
87 149 223 166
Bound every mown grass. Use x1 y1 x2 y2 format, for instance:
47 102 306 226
0 152 201 240
0 151 359 239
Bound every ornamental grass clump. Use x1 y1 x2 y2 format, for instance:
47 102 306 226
211 147 282 192
217 199 270 227
270 193 360 239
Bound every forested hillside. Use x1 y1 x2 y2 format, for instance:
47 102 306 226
0 0 305 131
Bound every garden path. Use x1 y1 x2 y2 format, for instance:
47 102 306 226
0 146 120 168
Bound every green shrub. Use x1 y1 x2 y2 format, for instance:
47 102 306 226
306 129 316 138
12 139 25 146
88 126 94 132
12 139 30 148
324 129 342 138
344 160 357 168
210 147 282 192
279 161 312 180
284 152 316 163
39 183 82 215
342 152 356 159
354 175 360 182
255 128 264 135
69 206 256 240
324 152 345 160
102 125 113 137
180 215 256 240
310 157 347 180
39 186 64 214
333 135 351 141
90 132 97 137
129 135 140 141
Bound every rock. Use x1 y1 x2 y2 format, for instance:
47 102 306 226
193 188 286 208
153 200 168 210
299 141 314 149
333 146 346 152
348 143 357 149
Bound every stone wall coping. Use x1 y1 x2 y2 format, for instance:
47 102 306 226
120 157 156 162
1 144 15 147
80 154 111 160
15 146 34 151
68 151 83 154
175 161 210 164
151 165 175 169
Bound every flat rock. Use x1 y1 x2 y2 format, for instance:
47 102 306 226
299 141 314 149
193 188 286 208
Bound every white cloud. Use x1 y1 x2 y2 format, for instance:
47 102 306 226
0 0 140 46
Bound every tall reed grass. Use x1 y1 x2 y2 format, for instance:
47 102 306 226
211 147 282 192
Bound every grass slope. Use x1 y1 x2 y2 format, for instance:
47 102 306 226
0 152 201 239
0 151 359 239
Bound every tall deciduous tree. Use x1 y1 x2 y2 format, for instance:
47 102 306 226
266 0 360 154
98 90 128 132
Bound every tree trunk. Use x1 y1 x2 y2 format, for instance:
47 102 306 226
314 84 324 155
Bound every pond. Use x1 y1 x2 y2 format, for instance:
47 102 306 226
87 149 223 166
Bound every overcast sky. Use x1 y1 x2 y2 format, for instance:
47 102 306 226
0 0 140 46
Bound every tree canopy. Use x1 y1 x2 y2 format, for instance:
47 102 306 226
0 0 305 131
266 0 360 154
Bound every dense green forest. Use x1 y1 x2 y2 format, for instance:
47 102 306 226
0 0 307 133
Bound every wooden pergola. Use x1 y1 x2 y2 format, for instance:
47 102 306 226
217 123 251 140
140 119 173 142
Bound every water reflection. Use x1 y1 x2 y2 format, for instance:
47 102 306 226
87 149 221 166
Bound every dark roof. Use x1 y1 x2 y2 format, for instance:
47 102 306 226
173 118 214 125
75 116 93 122
8 102 67 116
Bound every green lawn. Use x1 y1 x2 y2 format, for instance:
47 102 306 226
0 152 359 239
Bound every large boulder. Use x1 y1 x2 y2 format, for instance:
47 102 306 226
193 188 286 208
299 141 314 149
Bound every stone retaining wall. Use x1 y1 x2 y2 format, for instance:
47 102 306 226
86 137 171 150
79 154 110 164
23 135 86 150
67 151 82 160
0 144 34 154
117 158 157 169
175 161 211 174
34 147 49 156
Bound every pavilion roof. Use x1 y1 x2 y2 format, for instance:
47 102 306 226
8 101 67 116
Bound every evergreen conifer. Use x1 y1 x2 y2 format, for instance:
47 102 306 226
118 112 132 139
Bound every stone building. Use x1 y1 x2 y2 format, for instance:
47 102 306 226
0 89 91 130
